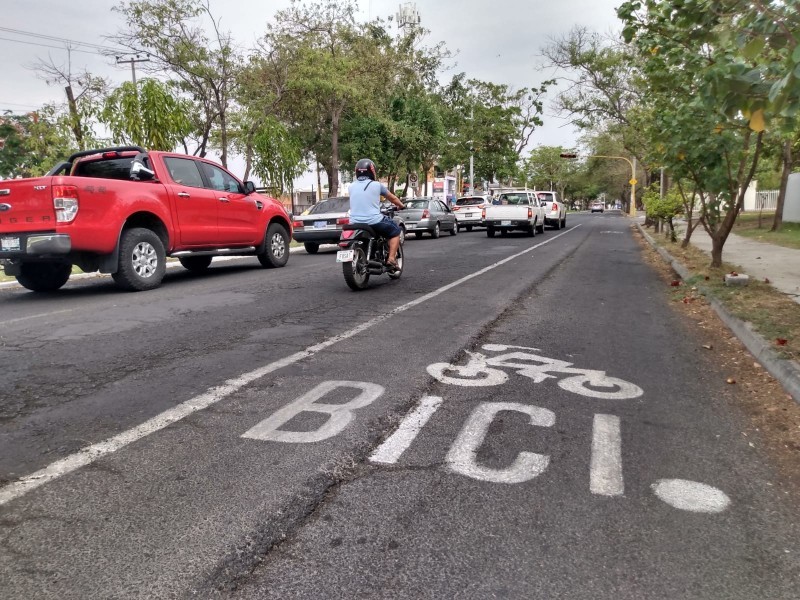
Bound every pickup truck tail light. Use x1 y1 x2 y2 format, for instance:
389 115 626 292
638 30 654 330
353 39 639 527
53 185 79 223
527 207 533 219
421 209 430 219
552 202 558 212
336 217 349 225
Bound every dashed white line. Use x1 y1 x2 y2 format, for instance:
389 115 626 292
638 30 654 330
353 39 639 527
0 225 581 507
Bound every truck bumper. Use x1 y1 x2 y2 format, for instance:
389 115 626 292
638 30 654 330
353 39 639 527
0 233 72 258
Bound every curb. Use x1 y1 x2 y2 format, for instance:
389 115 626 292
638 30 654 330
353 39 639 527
635 222 800 404
0 247 311 290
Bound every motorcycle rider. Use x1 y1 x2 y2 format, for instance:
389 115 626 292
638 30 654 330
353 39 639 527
348 158 405 269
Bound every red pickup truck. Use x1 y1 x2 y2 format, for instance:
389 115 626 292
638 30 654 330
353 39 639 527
0 147 292 291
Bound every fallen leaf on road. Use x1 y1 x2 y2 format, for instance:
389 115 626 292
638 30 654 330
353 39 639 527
776 338 788 346
703 344 713 350
670 280 681 287
727 377 736 384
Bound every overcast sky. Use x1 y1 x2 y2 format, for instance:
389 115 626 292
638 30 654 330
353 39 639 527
1 0 624 182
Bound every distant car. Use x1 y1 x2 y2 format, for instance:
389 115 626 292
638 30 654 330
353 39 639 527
591 201 605 213
453 196 492 231
397 198 458 239
535 191 567 229
292 197 406 253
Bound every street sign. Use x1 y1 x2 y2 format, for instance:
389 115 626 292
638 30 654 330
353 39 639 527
629 178 637 186
409 173 418 184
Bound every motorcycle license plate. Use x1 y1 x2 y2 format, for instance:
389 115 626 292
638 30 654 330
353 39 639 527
336 250 355 263
1 237 20 251
501 220 512 226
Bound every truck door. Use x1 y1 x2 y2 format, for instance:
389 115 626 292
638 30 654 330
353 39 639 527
163 157 218 246
198 162 260 245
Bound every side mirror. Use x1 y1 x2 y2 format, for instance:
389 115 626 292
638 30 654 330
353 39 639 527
130 154 155 181
243 181 257 195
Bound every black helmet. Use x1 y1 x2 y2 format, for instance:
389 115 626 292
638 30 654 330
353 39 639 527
355 158 377 181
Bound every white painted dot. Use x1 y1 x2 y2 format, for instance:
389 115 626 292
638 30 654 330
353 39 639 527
652 479 731 513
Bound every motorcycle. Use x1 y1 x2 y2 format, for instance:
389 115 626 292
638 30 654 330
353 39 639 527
336 208 404 291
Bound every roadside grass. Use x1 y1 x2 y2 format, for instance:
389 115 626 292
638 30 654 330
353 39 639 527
644 230 800 361
734 212 800 250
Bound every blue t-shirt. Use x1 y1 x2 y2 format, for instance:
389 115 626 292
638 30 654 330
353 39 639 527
349 178 390 225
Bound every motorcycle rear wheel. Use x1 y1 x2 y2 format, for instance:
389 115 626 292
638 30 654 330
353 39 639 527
343 246 370 290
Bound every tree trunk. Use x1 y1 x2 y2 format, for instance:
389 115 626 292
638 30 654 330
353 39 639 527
329 108 341 197
771 139 792 232
401 174 409 197
64 85 84 150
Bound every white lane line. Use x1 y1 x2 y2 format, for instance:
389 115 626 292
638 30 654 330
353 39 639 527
590 413 624 496
369 396 443 464
0 225 581 506
0 308 76 327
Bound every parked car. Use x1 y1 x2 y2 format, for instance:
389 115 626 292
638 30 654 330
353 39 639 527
291 196 352 254
0 146 291 292
535 191 567 230
292 197 406 253
452 195 492 231
397 198 458 238
591 200 605 213
483 190 546 237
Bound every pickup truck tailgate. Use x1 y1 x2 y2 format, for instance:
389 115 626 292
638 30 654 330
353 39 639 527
0 178 57 233
486 206 528 220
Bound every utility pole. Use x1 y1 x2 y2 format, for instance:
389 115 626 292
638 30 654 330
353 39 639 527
115 54 150 85
469 105 474 195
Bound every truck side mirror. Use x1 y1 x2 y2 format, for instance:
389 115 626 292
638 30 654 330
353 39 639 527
130 153 155 181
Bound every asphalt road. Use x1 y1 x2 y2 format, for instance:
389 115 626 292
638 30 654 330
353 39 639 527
0 212 797 599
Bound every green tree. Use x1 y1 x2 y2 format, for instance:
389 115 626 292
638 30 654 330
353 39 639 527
113 0 240 165
100 79 193 150
0 108 76 178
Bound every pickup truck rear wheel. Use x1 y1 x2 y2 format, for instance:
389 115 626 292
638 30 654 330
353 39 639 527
487 227 495 238
112 228 166 291
16 261 72 292
537 219 545 234
258 223 290 268
179 256 213 272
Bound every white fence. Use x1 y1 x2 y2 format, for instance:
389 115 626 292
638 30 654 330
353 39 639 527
752 190 778 212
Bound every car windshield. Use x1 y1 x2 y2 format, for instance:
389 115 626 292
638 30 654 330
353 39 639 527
404 200 429 209
307 197 350 214
456 198 484 206
499 193 528 205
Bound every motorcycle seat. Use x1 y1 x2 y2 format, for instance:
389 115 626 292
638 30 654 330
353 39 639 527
342 223 378 236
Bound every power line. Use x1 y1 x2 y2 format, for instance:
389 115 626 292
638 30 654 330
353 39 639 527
0 27 126 53
0 36 104 56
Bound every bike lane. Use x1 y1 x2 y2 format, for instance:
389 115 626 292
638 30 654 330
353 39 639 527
0 226 595 598
227 220 800 599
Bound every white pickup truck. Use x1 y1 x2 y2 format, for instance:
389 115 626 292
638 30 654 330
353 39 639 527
483 190 545 237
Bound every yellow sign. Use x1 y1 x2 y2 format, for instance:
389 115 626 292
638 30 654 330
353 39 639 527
629 178 637 186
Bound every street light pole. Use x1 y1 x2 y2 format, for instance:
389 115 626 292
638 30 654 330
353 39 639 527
469 105 474 195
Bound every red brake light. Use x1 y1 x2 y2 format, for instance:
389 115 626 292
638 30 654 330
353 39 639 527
421 209 430 219
292 220 303 229
102 151 119 158
336 217 349 225
527 207 532 219
482 208 486 219
552 202 558 211
53 185 79 223
452 206 461 211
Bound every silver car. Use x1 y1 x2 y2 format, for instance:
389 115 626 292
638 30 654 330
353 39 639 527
397 198 458 239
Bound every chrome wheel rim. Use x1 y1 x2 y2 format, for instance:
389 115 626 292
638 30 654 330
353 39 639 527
271 232 286 259
132 242 158 278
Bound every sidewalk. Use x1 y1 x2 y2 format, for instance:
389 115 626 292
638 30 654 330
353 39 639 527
636 217 800 403
685 225 800 304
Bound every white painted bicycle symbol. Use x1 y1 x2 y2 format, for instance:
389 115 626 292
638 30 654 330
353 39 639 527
427 344 643 400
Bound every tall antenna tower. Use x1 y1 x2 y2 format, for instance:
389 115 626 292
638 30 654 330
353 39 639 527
396 2 421 35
